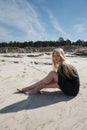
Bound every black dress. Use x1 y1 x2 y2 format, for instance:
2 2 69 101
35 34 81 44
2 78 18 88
57 64 80 96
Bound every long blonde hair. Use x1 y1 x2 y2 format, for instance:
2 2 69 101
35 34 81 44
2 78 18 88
52 48 66 71
58 62 79 78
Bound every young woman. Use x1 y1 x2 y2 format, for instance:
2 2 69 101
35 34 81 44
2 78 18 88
17 48 80 96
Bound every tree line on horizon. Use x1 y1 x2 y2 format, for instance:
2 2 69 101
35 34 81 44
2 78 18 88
0 37 87 48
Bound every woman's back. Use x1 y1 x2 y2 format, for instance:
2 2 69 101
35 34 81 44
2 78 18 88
57 62 80 96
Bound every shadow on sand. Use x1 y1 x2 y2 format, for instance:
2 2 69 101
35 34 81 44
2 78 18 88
0 91 75 113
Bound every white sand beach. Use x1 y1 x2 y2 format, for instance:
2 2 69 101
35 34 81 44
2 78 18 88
0 52 87 130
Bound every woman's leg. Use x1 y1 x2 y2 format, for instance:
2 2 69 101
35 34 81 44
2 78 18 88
21 71 60 94
26 82 60 94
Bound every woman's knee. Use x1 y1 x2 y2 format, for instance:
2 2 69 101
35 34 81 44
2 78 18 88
49 71 58 82
41 71 58 85
51 71 58 80
49 71 56 76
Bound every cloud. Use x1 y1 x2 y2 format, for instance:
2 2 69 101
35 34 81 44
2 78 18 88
0 26 15 42
46 9 66 34
73 24 86 34
70 23 87 41
0 0 48 42
45 8 72 40
36 0 45 3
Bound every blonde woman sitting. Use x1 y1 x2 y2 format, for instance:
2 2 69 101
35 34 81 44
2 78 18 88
17 48 80 96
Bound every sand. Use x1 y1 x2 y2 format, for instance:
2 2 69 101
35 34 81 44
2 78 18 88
0 52 87 130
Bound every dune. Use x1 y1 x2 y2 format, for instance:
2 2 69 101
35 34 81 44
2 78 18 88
0 52 87 130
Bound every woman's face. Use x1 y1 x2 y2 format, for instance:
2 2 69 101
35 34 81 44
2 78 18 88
52 52 61 64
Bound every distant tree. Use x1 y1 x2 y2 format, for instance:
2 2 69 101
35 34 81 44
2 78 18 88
28 41 34 47
9 41 13 47
58 37 65 45
75 39 83 45
83 41 87 46
66 39 71 45
58 37 64 42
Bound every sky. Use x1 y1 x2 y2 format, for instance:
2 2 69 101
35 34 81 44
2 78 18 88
0 0 87 42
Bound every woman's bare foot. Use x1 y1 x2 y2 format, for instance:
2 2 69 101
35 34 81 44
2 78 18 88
17 89 33 95
24 90 33 95
17 89 41 95
24 90 41 95
21 86 33 92
17 89 27 94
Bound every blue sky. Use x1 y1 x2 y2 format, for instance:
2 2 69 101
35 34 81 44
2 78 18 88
0 0 87 42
